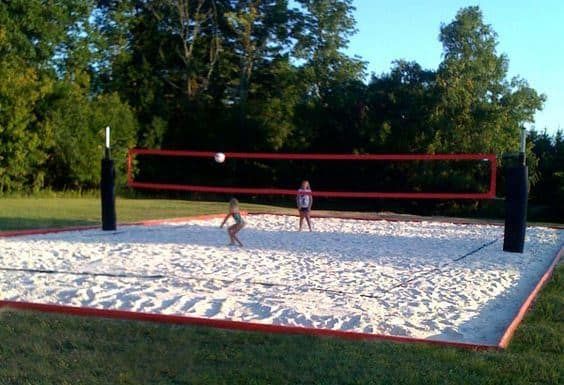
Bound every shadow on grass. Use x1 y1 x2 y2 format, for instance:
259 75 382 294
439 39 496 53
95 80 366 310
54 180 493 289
0 217 98 232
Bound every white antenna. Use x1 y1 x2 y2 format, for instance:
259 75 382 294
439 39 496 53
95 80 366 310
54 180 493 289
105 126 110 149
520 127 526 165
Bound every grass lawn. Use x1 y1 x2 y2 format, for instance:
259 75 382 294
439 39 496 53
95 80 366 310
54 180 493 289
0 196 562 384
0 195 290 231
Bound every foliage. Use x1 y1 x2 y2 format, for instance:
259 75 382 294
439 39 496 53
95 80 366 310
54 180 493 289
529 129 564 220
293 0 366 100
0 0 138 192
43 83 137 189
0 55 51 193
432 7 545 157
0 2 560 215
364 60 437 153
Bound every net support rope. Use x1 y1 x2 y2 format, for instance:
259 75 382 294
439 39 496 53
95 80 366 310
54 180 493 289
127 149 497 200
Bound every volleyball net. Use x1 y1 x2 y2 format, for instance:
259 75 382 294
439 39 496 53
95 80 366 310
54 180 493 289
127 149 497 200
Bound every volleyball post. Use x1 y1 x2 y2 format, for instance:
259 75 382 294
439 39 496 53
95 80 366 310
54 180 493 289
503 127 528 253
101 126 117 231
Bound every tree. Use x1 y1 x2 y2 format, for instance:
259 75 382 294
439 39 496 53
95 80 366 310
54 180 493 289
0 56 51 192
0 0 93 192
42 80 137 189
246 56 301 150
289 0 366 153
293 0 365 101
225 1 290 105
142 0 222 99
432 6 545 157
95 0 179 148
365 60 437 153
529 129 564 219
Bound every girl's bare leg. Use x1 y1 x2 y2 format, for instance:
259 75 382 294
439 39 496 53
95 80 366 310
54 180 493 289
232 223 245 246
299 212 304 231
305 212 312 231
227 225 236 245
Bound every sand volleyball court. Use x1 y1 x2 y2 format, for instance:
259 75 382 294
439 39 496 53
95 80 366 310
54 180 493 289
1 214 562 345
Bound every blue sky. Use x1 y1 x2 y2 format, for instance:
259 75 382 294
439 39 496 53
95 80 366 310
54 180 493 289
345 0 563 135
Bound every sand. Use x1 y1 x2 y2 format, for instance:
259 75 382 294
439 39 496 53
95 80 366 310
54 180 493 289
0 214 562 345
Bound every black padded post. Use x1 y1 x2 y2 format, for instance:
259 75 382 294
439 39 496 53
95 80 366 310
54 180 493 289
101 150 117 231
503 164 527 253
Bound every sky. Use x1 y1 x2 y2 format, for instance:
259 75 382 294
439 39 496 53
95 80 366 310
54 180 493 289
345 0 564 135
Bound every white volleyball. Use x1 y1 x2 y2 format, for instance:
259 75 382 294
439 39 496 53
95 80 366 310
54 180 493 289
214 152 225 163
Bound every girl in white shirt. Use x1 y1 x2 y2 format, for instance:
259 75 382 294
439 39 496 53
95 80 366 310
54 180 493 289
296 180 313 231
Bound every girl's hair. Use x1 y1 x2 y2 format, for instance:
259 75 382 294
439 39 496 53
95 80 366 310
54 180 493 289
229 198 239 208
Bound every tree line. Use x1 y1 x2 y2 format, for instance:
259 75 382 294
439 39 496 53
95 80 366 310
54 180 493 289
0 1 561 217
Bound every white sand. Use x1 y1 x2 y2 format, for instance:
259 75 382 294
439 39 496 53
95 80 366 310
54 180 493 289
0 214 562 345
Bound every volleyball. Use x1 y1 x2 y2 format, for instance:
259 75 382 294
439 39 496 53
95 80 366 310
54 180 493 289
214 152 225 163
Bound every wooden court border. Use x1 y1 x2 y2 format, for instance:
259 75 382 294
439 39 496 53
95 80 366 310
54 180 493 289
0 213 561 350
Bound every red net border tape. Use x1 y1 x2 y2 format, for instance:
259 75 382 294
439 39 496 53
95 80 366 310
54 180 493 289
127 149 497 200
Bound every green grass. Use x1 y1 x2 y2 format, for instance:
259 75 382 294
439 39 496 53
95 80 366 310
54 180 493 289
0 197 562 384
0 195 289 231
